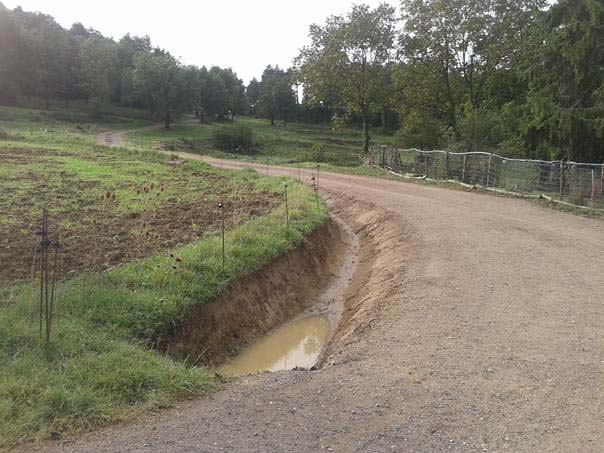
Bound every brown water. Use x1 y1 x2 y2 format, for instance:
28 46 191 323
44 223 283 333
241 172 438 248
218 315 331 376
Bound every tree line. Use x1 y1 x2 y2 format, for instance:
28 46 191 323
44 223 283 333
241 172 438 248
1 1 603 161
0 3 249 128
295 0 604 161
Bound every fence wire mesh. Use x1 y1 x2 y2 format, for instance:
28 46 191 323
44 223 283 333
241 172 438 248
369 145 604 209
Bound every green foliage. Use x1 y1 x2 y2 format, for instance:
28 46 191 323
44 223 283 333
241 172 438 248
212 123 258 154
257 66 297 126
296 4 397 153
131 52 195 129
394 110 444 150
523 0 604 161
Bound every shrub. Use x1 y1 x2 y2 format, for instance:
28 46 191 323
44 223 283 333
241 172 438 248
0 128 8 140
394 111 444 150
212 124 258 154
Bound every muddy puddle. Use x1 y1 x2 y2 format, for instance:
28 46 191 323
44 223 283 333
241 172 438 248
218 315 331 376
216 214 360 377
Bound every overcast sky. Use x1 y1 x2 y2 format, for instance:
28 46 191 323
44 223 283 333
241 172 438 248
3 0 397 84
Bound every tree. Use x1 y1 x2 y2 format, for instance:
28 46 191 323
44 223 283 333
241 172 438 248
399 0 545 142
257 66 297 126
80 35 118 116
523 0 604 162
132 53 194 129
0 4 20 104
201 70 229 120
246 78 260 115
296 4 397 153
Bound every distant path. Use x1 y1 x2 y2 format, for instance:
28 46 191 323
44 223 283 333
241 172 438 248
47 143 604 451
96 130 125 148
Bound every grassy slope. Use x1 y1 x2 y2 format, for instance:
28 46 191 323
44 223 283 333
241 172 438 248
127 116 395 166
0 106 328 447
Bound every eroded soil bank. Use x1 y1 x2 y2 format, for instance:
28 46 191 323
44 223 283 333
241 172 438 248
163 217 356 366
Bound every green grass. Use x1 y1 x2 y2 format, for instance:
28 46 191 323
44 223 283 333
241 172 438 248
127 116 395 167
0 105 329 447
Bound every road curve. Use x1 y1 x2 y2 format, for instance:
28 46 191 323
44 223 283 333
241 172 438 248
45 155 604 452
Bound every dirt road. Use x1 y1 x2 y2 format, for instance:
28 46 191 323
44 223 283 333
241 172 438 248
45 155 604 452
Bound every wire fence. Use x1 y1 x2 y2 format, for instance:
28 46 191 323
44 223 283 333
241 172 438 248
368 145 604 209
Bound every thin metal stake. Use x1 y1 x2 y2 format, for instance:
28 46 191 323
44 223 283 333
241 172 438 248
312 176 320 214
316 165 320 190
283 183 289 227
218 203 225 269
39 210 47 339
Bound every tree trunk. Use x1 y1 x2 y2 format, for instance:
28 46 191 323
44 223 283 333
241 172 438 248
270 114 275 126
164 111 171 130
361 110 370 154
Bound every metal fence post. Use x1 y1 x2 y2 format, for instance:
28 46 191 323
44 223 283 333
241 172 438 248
486 153 493 188
398 150 403 174
462 154 466 183
559 160 565 199
591 168 595 202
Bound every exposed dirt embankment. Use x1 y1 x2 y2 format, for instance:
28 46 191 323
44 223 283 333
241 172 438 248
321 191 410 363
164 219 350 365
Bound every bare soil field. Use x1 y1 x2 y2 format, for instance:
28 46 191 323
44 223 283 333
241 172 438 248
36 157 604 452
0 147 278 281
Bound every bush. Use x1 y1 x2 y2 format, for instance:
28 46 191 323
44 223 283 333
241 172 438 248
302 144 326 163
212 124 258 154
0 128 8 140
394 111 444 150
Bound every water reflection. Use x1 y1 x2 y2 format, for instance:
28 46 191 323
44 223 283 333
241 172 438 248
218 315 330 376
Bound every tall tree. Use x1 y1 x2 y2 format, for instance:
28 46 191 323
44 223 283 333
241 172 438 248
132 53 194 129
296 3 397 153
246 78 260 116
0 4 20 104
257 66 297 126
523 0 604 162
399 0 545 143
79 35 118 116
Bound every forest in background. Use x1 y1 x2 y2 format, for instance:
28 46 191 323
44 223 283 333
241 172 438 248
0 0 603 162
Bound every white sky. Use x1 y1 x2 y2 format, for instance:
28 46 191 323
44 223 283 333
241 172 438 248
3 0 397 84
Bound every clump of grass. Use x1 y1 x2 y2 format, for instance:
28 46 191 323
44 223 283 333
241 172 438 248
0 307 216 446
